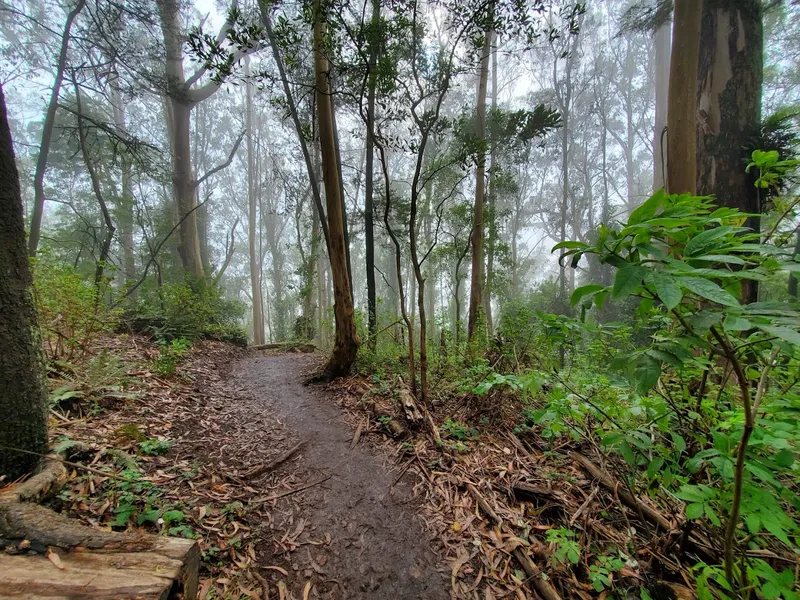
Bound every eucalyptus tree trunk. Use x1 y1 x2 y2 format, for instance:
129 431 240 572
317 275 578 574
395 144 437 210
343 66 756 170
28 0 85 257
314 0 360 379
364 0 380 349
158 0 203 278
467 24 494 342
0 85 48 479
245 57 265 345
667 0 702 195
653 20 671 192
484 41 498 334
110 75 136 298
696 0 763 304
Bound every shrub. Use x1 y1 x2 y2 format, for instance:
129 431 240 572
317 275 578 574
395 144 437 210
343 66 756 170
131 279 246 344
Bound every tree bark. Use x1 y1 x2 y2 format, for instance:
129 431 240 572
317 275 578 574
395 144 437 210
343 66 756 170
467 24 494 342
28 0 85 257
696 0 763 304
364 0 380 349
314 0 360 380
484 39 498 335
666 0 702 195
158 0 204 278
0 84 49 480
245 57 265 345
653 20 671 191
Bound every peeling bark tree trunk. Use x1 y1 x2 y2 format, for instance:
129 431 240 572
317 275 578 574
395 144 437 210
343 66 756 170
28 0 85 257
0 84 49 480
314 0 360 380
666 0 702 194
696 0 763 304
467 24 494 342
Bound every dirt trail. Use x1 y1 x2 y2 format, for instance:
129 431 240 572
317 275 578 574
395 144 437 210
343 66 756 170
232 353 448 599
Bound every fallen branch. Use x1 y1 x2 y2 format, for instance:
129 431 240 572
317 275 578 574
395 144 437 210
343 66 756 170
245 442 305 480
465 481 563 600
569 452 672 531
250 474 332 505
251 342 317 353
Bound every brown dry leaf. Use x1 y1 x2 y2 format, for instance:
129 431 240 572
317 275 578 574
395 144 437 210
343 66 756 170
302 580 312 600
46 548 65 570
264 565 290 576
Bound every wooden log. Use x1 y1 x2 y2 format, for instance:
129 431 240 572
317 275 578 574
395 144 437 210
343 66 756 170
250 342 316 353
0 536 198 600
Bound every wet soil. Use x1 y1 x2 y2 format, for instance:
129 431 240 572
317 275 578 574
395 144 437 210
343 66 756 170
232 353 448 600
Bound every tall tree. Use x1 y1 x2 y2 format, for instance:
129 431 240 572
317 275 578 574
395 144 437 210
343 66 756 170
245 56 265 345
696 0 763 303
363 0 380 349
666 0 702 194
467 19 494 341
314 0 360 379
0 84 48 479
28 0 85 257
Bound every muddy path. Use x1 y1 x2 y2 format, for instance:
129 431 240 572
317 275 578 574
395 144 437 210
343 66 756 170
231 353 448 599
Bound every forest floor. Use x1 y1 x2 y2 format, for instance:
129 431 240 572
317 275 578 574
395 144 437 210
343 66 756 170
37 338 700 600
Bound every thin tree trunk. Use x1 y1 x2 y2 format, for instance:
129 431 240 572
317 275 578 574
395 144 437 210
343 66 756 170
667 0 702 195
314 0 360 380
110 74 136 299
245 57 265 345
484 39 498 334
364 0 380 349
74 82 115 299
467 23 494 342
0 84 49 479
28 0 85 257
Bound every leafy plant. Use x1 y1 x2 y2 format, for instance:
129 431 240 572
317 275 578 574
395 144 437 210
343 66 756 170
545 527 581 567
139 438 172 456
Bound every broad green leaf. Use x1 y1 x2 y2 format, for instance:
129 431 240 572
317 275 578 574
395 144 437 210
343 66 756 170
693 254 747 265
570 284 605 306
671 433 686 453
685 227 733 257
620 440 635 466
774 449 795 469
650 272 682 310
551 240 589 252
689 310 722 331
723 316 752 331
678 277 739 306
628 189 665 225
758 325 800 347
612 264 645 301
685 503 705 520
635 354 661 394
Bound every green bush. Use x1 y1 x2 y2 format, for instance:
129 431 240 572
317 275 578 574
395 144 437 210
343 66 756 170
34 258 120 361
132 279 246 344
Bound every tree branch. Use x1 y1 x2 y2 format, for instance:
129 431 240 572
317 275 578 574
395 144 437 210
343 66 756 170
193 129 245 188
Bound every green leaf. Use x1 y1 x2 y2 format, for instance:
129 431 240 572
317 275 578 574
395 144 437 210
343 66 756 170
758 325 800 347
774 449 795 468
620 440 635 466
685 503 705 520
671 432 686 453
612 265 645 301
689 310 722 331
762 515 793 547
635 354 661 394
650 272 682 310
570 284 605 306
628 189 666 225
552 240 589 252
685 227 734 257
723 316 752 332
678 277 739 306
